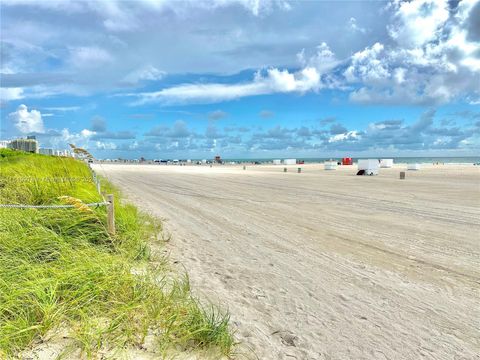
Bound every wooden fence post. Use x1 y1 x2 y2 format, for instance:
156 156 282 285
107 194 115 235
400 171 406 180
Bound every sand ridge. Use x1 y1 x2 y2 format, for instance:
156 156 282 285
94 163 480 360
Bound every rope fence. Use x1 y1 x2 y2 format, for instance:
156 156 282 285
88 164 103 197
0 202 110 209
0 165 116 235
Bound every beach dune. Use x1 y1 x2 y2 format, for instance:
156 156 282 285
94 163 480 359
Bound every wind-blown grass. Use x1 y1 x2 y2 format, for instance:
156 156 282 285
0 149 234 358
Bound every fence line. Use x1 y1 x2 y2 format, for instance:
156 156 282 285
1 163 116 234
88 164 103 197
1 164 107 209
0 201 110 209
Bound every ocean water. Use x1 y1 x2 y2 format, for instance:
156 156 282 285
225 157 480 164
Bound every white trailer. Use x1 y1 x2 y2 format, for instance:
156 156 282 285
380 159 394 168
357 159 379 175
324 161 337 170
283 159 296 165
273 159 282 165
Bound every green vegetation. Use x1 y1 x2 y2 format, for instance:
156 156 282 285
0 149 234 358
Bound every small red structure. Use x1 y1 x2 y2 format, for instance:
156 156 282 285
342 157 353 165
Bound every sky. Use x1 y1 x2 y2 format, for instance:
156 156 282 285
1 0 480 159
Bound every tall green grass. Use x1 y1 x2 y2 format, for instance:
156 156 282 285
0 149 234 358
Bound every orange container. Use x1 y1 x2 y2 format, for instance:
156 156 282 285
342 157 353 165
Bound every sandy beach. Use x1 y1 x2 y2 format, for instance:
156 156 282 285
94 163 480 360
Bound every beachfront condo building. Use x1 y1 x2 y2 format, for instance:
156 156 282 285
9 138 39 153
0 140 11 149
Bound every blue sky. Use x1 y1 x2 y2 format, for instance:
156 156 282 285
1 0 479 159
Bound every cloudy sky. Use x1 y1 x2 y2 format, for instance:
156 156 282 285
1 0 479 159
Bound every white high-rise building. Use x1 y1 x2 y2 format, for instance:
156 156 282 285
39 148 55 155
0 140 11 149
9 138 39 153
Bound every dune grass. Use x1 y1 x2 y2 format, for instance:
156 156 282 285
0 149 234 358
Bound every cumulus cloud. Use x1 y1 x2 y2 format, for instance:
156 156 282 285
8 104 45 133
296 42 340 74
208 110 228 120
323 109 474 151
370 119 404 131
330 123 348 135
80 129 96 138
346 0 480 105
349 17 367 34
91 131 136 140
344 43 388 83
240 109 476 154
297 126 311 137
145 120 192 138
328 131 360 143
388 0 449 48
1 0 478 110
33 108 477 157
86 116 136 140
122 65 165 84
95 141 118 150
36 127 97 151
205 123 223 139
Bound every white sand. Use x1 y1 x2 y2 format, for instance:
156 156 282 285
94 163 480 360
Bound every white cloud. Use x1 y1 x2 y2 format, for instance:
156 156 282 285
297 42 340 74
389 0 449 48
0 87 24 102
8 104 45 133
208 110 228 120
80 129 96 137
55 128 97 150
328 131 360 143
69 46 113 68
123 65 165 84
344 42 389 83
2 0 478 108
95 141 117 150
349 17 366 34
130 65 323 105
43 106 81 112
60 128 95 142
345 0 480 105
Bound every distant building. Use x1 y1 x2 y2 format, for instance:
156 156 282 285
55 149 73 157
27 135 36 140
39 148 54 155
39 148 74 157
0 140 11 149
9 138 39 153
